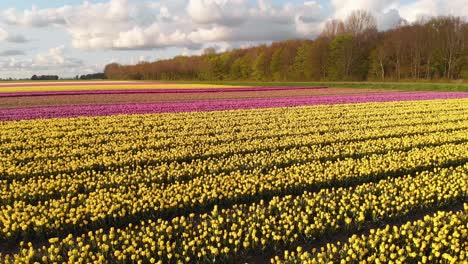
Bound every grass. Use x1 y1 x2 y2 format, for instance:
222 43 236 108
1 79 467 92
175 81 468 92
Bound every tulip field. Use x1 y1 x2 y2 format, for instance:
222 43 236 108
1 81 468 263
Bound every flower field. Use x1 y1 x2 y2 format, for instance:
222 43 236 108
0 81 244 93
1 80 468 121
0 87 385 109
0 81 467 263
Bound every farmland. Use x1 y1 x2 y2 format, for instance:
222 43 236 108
1 81 467 263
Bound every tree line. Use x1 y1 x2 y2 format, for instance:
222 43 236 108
75 73 107 80
31 75 59 80
104 11 468 82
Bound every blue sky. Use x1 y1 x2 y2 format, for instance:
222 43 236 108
0 0 465 78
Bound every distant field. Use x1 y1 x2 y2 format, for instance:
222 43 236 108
2 80 467 92
1 81 468 120
0 87 389 109
0 81 244 93
1 81 467 263
178 80 468 92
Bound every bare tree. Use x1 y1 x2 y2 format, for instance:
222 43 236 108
345 10 377 36
202 47 216 55
441 17 464 79
373 41 390 81
320 19 346 39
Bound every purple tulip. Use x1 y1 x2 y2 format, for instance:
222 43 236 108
1 91 467 121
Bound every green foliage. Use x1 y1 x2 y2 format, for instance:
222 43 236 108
327 34 354 80
181 81 468 92
252 52 269 81
104 15 467 83
230 57 252 80
292 43 313 80
270 48 284 81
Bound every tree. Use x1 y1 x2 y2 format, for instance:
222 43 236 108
345 10 377 36
102 13 466 82
202 47 216 55
309 37 331 80
321 19 346 39
252 52 268 80
369 41 390 81
230 56 252 80
344 10 378 80
327 34 355 80
104 63 123 79
428 16 466 79
270 48 284 80
293 43 313 80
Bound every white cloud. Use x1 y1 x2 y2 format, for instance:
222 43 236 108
0 46 84 74
1 0 466 54
399 0 467 23
0 27 31 43
331 0 398 18
187 0 223 24
3 5 69 27
0 27 8 41
112 24 200 50
2 0 324 50
187 0 325 43
186 0 247 25
378 9 404 29
0 50 25 56
330 0 403 30
6 34 30 43
399 0 438 22
330 0 467 31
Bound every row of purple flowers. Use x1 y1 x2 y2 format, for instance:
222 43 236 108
2 91 468 121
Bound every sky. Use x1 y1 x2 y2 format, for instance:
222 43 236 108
0 0 466 78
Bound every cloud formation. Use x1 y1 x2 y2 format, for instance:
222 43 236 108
0 46 87 75
0 0 466 78
2 0 467 50
0 50 25 56
399 0 467 22
0 26 31 43
3 5 68 27
5 34 30 43
0 27 8 41
2 0 325 50
330 0 467 30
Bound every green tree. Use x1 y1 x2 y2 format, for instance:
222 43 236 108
252 52 268 80
270 48 284 80
293 43 314 80
230 56 252 80
309 37 330 80
327 34 355 80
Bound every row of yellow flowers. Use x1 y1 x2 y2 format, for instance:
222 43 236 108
1 100 468 245
0 99 467 262
2 99 466 155
1 140 467 243
2 100 467 204
2 122 468 207
0 83 244 93
1 163 466 263
3 111 467 180
277 206 467 264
